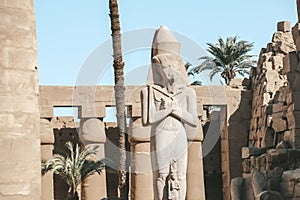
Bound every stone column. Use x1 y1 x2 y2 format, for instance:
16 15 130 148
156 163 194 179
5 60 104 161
40 118 55 200
0 0 41 199
79 118 107 200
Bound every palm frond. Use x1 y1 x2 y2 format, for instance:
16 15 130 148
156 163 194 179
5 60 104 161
235 68 250 77
217 37 225 48
194 60 219 74
41 141 105 196
191 80 202 86
198 56 213 60
194 36 256 84
81 160 105 180
208 68 222 81
185 62 192 71
185 62 203 85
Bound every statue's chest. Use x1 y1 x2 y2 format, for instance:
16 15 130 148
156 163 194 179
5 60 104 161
153 89 186 110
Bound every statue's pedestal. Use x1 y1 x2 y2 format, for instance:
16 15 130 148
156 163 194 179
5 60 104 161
130 117 154 200
131 142 154 200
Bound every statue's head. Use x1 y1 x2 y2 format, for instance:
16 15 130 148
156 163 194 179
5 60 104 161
151 57 183 88
147 25 190 87
151 25 180 57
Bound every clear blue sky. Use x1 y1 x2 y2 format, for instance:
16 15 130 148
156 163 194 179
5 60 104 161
34 0 297 86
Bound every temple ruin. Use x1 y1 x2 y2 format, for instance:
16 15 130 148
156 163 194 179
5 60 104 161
1 0 300 200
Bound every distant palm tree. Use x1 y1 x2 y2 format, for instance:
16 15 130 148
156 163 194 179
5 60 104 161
185 62 202 86
192 36 256 85
42 142 105 200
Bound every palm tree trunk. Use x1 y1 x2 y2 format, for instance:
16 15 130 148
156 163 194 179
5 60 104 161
109 0 128 199
68 191 79 200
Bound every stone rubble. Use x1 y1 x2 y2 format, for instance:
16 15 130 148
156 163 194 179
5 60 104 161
249 21 296 150
232 21 300 200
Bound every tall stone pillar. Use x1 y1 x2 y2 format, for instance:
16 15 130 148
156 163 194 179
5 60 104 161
79 118 107 200
0 1 41 199
40 118 54 200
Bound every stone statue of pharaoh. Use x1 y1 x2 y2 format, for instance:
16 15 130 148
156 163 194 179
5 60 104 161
141 25 198 200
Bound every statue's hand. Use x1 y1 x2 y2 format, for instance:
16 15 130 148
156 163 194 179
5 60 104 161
160 98 173 115
160 98 166 110
171 99 181 113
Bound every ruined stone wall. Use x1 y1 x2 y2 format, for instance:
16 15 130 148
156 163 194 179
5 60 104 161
232 20 300 200
0 1 41 199
249 21 296 149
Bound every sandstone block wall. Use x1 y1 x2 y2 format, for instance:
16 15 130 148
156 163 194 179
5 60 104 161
249 21 296 149
232 21 300 200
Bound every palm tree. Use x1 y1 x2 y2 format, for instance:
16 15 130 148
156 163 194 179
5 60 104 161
192 36 256 85
185 62 202 86
109 0 128 199
42 142 105 200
